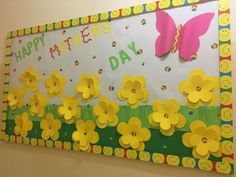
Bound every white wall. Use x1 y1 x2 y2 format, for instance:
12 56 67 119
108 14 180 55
0 0 235 177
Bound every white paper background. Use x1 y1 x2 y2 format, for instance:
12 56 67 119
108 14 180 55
9 1 219 105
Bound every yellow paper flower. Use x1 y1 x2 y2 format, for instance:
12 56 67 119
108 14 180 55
117 117 151 151
20 67 40 92
179 69 219 108
76 73 100 101
182 120 221 159
72 120 99 151
40 113 61 140
93 96 119 128
148 99 186 136
118 75 149 107
58 96 81 124
7 86 25 110
14 112 33 137
29 91 48 117
45 71 66 96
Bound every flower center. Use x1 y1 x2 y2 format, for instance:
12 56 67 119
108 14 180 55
196 86 202 91
14 96 17 100
131 132 137 136
48 125 52 130
84 132 87 136
68 106 72 111
201 137 208 143
87 84 91 89
103 110 108 115
29 79 32 83
35 102 39 106
164 113 169 119
53 82 57 86
131 89 136 94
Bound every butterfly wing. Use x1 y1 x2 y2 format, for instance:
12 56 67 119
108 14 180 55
155 11 176 57
178 13 214 61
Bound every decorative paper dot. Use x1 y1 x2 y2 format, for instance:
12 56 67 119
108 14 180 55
18 39 22 43
109 85 114 91
211 43 218 49
125 25 129 30
141 62 145 66
38 56 42 61
93 56 96 59
98 69 103 74
191 5 198 11
112 41 117 47
188 110 193 115
43 73 46 76
70 79 73 82
62 30 66 35
137 49 143 55
191 55 197 60
75 60 79 66
141 19 146 25
60 68 63 72
161 85 167 90
164 66 171 72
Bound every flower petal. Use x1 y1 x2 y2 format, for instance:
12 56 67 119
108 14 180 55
129 117 142 127
199 90 212 103
160 126 175 136
90 131 99 144
152 112 163 123
189 134 202 146
169 114 179 125
207 139 220 153
196 142 209 156
130 139 140 149
51 131 59 141
85 120 95 132
207 125 221 140
160 119 171 130
42 130 50 140
167 99 180 113
190 120 207 133
188 91 200 103
175 114 186 128
182 133 192 147
117 122 129 135
192 147 210 159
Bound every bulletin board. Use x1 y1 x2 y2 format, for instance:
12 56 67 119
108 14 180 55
0 0 233 174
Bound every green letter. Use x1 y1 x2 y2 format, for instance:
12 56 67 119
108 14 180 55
109 56 119 70
33 37 40 51
127 41 138 56
39 36 45 46
26 41 33 55
14 51 22 62
119 50 131 64
22 47 29 59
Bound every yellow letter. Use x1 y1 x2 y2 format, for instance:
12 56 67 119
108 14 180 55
71 32 82 46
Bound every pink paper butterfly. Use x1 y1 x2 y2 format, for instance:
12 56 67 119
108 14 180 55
155 11 214 61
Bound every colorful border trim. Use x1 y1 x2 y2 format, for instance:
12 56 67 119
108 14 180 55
6 0 214 38
0 0 233 174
